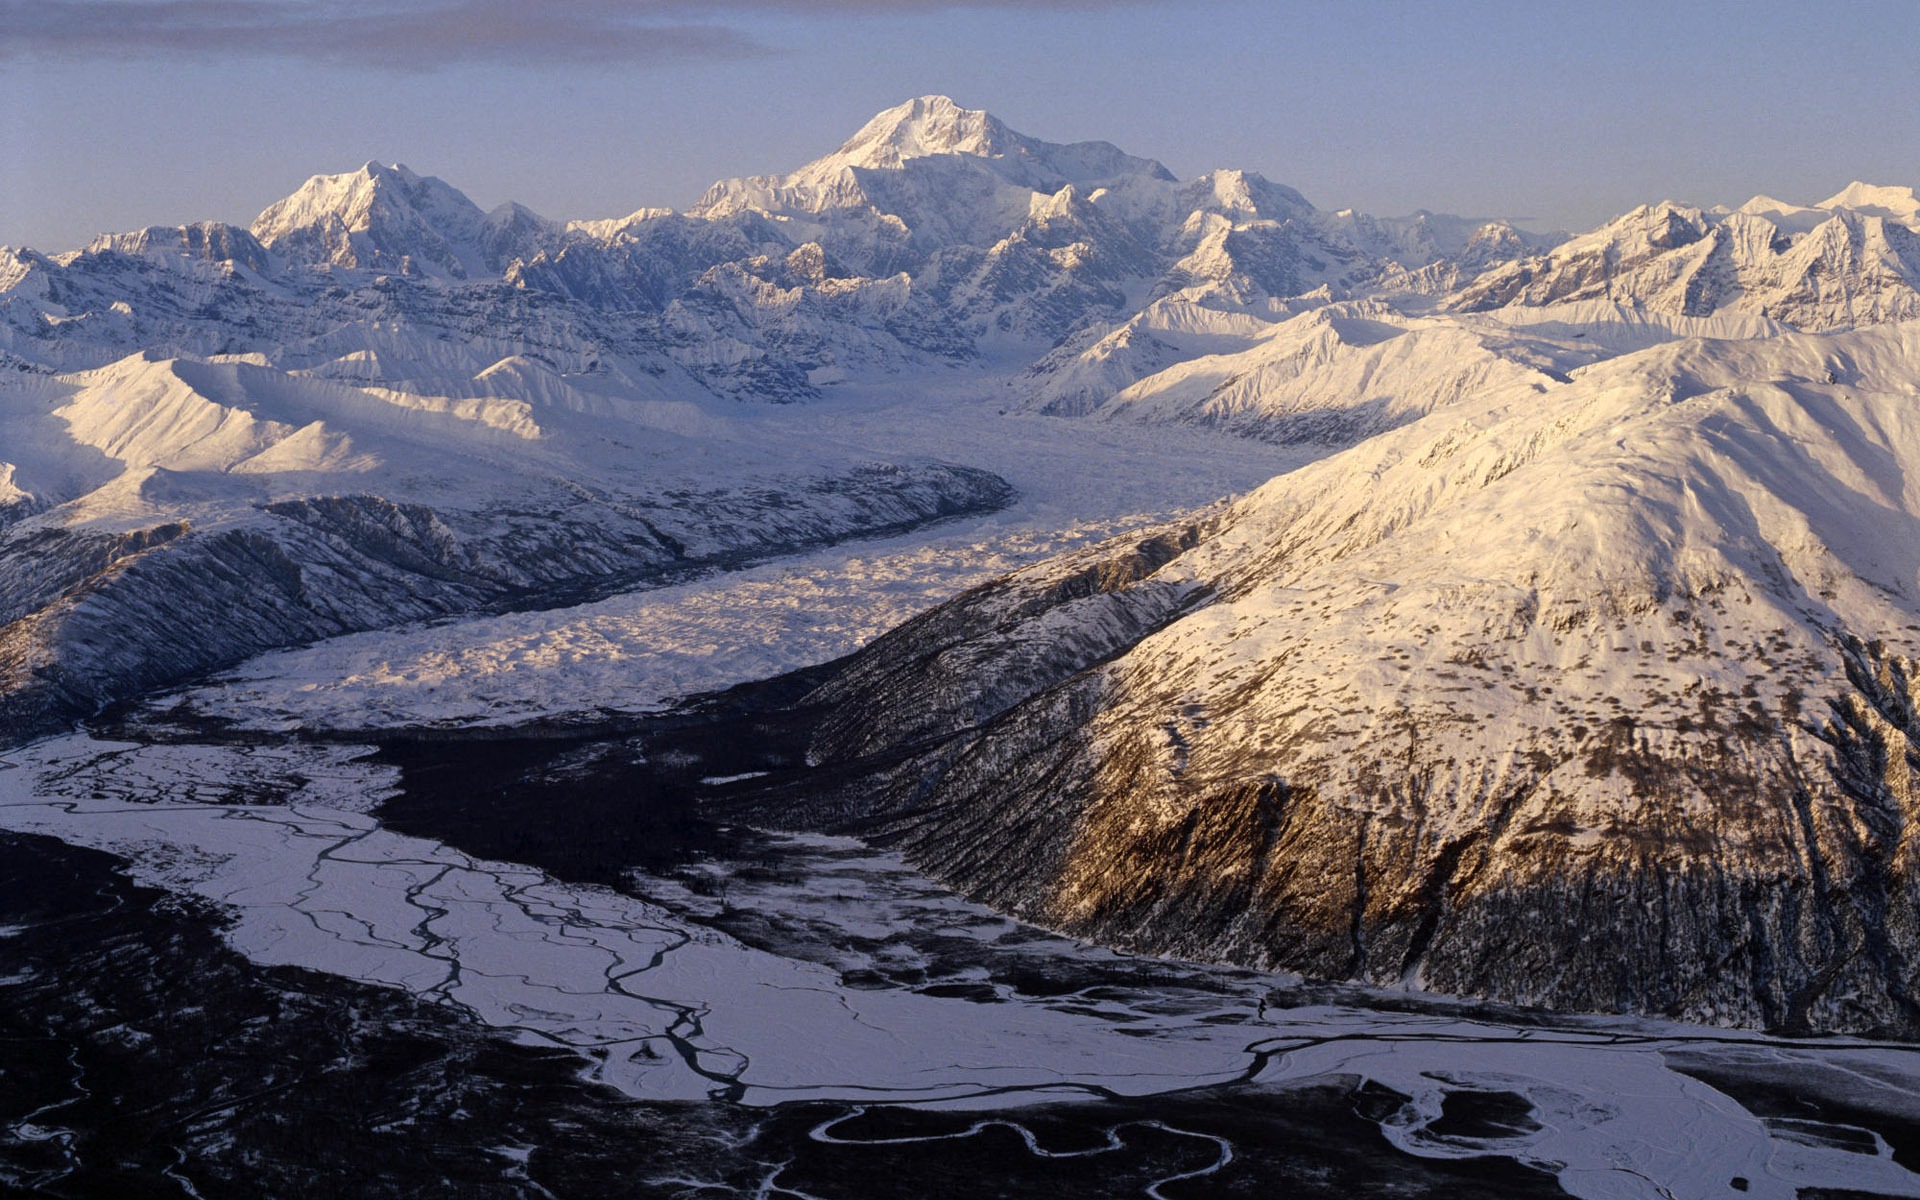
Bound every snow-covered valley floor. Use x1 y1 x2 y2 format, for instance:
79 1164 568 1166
4 732 1920 1200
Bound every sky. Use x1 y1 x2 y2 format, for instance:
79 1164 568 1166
2 0 1915 251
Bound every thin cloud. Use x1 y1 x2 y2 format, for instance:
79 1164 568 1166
0 1 763 66
0 0 1157 67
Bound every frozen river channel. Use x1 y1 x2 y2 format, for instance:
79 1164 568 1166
6 730 1920 1199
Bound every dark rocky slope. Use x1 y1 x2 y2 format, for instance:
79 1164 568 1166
720 322 1920 1037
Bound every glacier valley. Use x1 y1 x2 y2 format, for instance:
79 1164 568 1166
8 96 1920 1197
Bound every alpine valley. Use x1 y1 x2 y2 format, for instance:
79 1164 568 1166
9 98 1920 1199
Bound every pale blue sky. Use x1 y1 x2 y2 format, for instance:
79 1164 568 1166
3 0 1914 251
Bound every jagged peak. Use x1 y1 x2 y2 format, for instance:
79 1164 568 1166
76 221 272 271
243 160 500 277
1622 199 1706 221
250 161 482 246
565 207 678 240
485 200 541 222
1737 192 1813 216
1550 199 1709 252
483 200 559 234
358 159 420 183
1465 218 1526 244
0 246 44 288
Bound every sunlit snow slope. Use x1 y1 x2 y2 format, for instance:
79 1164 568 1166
746 321 1920 1037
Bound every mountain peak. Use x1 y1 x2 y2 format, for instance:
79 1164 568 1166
251 163 477 240
787 96 1175 191
249 161 487 276
356 160 420 183
689 97 1177 257
1818 181 1920 225
830 95 1013 170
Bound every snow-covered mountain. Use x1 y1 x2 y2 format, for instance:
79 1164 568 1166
1020 181 1920 444
253 161 532 278
9 99 1920 1042
0 96 1563 402
0 96 1570 729
1453 186 1920 330
693 95 1179 262
11 97 1913 432
734 318 1920 1037
4 102 1915 724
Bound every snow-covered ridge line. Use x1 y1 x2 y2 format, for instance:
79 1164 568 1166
3 98 1914 742
11 95 1911 412
718 319 1920 1038
0 345 1019 741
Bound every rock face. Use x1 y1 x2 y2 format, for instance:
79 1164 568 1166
724 321 1920 1037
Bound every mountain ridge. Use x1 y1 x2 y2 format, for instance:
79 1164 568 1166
8 97 1913 414
726 318 1920 1037
8 98 1920 1038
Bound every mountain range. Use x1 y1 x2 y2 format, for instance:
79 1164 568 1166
8 97 1920 1035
